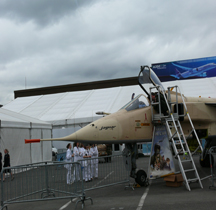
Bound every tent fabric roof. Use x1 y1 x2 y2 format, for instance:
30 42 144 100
0 108 52 129
3 77 216 125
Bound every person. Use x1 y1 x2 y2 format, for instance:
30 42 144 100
105 144 112 163
90 144 98 179
64 143 73 184
83 145 92 182
150 92 168 116
73 142 81 182
79 144 85 181
3 149 14 181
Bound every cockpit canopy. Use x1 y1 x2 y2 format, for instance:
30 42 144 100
138 66 165 97
120 66 165 112
120 94 149 111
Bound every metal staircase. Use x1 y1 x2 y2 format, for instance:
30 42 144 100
150 85 203 191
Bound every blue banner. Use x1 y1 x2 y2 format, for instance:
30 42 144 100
151 56 216 82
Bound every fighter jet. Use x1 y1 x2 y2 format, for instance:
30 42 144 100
170 62 216 79
25 66 216 186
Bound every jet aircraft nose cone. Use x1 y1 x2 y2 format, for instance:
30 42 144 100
73 117 120 143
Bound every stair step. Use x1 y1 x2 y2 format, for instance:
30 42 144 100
181 159 192 163
151 102 160 105
169 125 180 128
176 150 189 155
187 178 199 183
184 169 195 173
175 142 186 145
166 118 178 121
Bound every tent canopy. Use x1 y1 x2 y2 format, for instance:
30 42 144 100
3 77 216 150
3 77 216 126
0 107 52 129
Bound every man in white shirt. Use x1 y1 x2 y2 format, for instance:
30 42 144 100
65 143 73 184
90 144 98 179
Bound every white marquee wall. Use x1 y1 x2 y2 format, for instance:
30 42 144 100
0 108 52 166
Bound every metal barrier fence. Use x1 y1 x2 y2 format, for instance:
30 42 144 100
0 162 92 210
0 154 131 210
209 146 216 189
78 154 131 191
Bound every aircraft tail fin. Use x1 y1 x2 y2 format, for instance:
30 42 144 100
170 68 182 79
175 68 182 78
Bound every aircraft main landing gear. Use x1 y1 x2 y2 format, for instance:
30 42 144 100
200 139 215 167
200 154 214 167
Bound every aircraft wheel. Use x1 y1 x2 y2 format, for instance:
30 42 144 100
200 154 214 167
135 169 147 186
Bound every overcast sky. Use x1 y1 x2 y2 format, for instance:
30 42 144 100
0 0 216 105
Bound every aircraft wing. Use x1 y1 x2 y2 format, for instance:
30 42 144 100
170 74 180 79
172 63 192 71
170 68 182 79
196 72 207 78
205 103 216 107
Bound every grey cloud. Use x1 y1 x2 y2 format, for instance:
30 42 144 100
0 0 216 105
0 0 98 26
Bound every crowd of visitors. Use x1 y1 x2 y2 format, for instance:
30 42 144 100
65 142 98 184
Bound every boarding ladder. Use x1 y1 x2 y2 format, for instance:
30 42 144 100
150 85 203 191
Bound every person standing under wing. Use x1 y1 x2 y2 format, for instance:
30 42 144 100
79 144 85 181
73 142 81 182
83 145 92 182
87 145 92 181
90 144 98 179
65 143 73 184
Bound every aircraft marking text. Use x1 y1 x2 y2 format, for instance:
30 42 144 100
99 126 116 131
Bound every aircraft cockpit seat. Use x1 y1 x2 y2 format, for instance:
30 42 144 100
139 101 146 108
121 94 149 112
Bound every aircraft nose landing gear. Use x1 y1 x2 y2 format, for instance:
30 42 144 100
123 143 149 187
135 169 149 187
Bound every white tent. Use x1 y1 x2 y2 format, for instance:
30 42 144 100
3 77 216 149
0 108 52 166
3 86 142 149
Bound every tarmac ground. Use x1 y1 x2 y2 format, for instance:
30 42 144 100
1 155 216 210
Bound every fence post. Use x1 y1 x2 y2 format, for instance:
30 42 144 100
75 162 93 209
41 162 55 198
1 170 4 209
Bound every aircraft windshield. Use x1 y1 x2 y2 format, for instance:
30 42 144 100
138 66 165 96
120 94 149 111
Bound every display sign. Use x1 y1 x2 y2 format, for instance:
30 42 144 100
151 56 216 82
148 125 175 179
